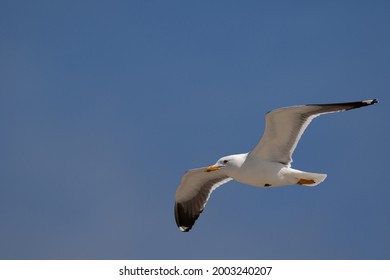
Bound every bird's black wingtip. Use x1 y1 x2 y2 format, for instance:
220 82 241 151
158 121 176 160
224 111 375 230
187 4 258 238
174 202 197 233
364 99 378 105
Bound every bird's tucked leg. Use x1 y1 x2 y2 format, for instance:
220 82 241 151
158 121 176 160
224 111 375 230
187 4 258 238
297 178 316 185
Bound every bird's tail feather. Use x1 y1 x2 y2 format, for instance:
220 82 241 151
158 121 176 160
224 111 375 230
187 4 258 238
296 172 327 186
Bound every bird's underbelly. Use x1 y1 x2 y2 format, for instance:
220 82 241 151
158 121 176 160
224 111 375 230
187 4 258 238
232 160 297 187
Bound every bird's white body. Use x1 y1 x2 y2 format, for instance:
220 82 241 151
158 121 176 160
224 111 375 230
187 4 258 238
217 153 326 187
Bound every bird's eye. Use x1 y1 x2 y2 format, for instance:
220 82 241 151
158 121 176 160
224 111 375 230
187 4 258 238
223 160 229 164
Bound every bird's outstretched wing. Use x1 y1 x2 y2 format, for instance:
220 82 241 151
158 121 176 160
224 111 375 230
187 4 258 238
174 167 232 232
249 99 378 166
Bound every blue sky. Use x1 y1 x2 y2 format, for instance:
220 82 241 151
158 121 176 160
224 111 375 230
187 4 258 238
0 0 389 259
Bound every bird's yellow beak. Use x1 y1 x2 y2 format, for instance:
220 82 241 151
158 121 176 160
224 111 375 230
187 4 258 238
205 165 220 172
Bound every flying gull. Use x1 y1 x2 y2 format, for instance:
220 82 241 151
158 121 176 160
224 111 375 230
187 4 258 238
174 99 378 232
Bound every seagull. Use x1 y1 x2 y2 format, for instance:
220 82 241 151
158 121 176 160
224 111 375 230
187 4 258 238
174 99 378 232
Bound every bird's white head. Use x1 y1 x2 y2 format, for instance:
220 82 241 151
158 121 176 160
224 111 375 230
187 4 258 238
205 153 247 174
